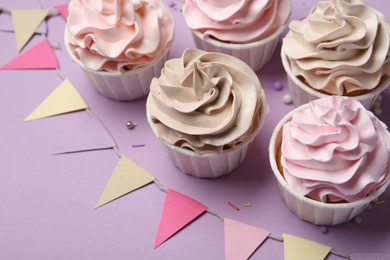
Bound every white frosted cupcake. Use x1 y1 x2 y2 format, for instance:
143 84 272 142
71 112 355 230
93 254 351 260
269 96 390 225
182 0 291 71
281 0 390 108
147 48 268 178
64 0 174 101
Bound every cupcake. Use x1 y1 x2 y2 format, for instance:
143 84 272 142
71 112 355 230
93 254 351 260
269 96 390 225
281 0 390 108
147 48 268 178
64 0 174 101
182 0 291 71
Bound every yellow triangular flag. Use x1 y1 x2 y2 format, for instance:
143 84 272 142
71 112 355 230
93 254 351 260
283 233 332 260
24 79 88 121
11 9 49 51
95 156 155 208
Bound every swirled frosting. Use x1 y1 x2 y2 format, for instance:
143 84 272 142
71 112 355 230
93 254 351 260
283 0 390 95
182 0 291 44
281 96 390 203
65 0 174 73
147 48 268 154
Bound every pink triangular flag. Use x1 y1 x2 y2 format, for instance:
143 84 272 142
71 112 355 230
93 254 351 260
1 38 58 69
224 218 270 260
350 253 390 260
55 4 69 19
154 189 207 248
283 233 332 260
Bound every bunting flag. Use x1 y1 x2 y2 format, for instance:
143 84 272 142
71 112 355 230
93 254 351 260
11 9 49 51
154 189 207 248
24 79 88 121
95 156 155 208
350 253 390 260
0 19 46 34
283 233 332 260
52 115 116 155
55 4 69 19
1 38 58 70
224 218 270 260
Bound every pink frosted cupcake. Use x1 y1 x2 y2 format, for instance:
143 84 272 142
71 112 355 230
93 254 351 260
182 0 291 71
269 96 390 225
64 0 174 101
147 48 268 178
281 0 390 108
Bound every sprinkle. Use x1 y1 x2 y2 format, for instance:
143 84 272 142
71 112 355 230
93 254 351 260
319 226 327 234
126 121 136 129
243 203 252 207
132 144 145 148
273 81 283 91
373 100 381 108
354 216 362 224
374 199 385 205
374 107 382 116
227 201 240 211
282 94 293 104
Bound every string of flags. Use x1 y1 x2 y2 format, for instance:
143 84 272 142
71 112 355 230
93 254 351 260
1 3 389 260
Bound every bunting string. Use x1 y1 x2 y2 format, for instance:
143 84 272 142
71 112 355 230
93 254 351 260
2 1 388 259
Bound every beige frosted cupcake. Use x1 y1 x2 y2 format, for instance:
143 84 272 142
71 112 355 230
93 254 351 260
182 0 291 71
269 96 390 225
147 48 268 178
64 0 174 101
281 0 390 109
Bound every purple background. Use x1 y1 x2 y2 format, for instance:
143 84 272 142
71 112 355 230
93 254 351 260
0 0 389 259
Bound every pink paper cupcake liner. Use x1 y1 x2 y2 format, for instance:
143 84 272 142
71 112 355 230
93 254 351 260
281 46 390 109
269 105 390 226
192 25 286 72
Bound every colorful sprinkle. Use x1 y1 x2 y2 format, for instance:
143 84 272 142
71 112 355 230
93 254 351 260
243 203 252 207
374 200 385 205
319 226 327 234
227 201 240 211
273 81 283 91
283 94 293 104
132 144 145 148
354 216 362 224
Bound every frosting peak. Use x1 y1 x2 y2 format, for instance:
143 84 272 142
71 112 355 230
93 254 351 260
65 0 174 73
183 0 291 43
283 0 390 95
147 48 268 154
281 96 390 203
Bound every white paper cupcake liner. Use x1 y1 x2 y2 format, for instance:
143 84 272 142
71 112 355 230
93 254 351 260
64 29 167 101
191 25 286 72
160 139 254 178
269 104 390 226
281 46 390 109
146 100 262 178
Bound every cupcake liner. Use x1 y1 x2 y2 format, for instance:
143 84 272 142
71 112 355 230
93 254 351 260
146 100 260 178
64 29 167 101
191 25 286 72
269 104 390 226
160 138 254 178
281 46 390 109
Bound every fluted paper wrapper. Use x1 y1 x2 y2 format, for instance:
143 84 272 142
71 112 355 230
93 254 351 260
64 30 166 101
146 108 259 178
269 105 390 226
192 25 286 72
281 47 390 109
